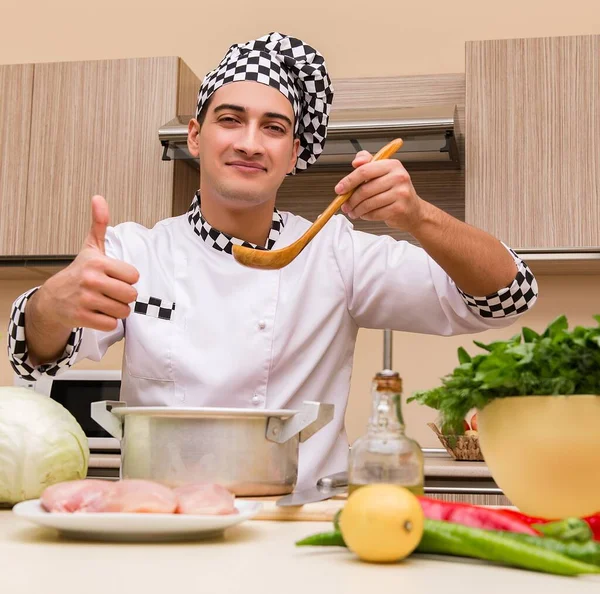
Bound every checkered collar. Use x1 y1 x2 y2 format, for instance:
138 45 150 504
187 192 284 254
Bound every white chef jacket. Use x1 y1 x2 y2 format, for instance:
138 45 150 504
8 204 536 489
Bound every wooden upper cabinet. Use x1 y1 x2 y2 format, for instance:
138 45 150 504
0 64 33 255
465 35 600 250
23 57 199 256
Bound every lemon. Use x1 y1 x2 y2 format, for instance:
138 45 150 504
338 484 424 563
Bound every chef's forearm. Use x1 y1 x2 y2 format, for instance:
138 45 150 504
409 201 517 296
25 288 72 366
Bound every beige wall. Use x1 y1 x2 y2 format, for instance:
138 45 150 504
1 0 599 77
2 0 600 447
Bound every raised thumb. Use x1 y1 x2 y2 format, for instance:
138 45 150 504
85 195 109 253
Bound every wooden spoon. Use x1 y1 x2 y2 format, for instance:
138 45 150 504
232 138 404 270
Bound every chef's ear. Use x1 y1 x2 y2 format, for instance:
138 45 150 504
287 137 301 175
187 119 201 158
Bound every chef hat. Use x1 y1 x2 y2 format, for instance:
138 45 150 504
196 32 334 172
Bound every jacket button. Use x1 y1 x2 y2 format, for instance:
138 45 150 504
258 320 266 330
251 394 261 405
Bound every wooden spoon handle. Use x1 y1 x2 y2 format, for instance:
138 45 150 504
296 138 404 246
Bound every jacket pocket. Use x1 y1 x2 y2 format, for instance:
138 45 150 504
125 295 175 381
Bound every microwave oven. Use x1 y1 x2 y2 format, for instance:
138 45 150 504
13 369 122 452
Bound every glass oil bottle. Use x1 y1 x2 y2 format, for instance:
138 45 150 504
348 369 424 495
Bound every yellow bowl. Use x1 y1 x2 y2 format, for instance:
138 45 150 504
478 395 600 519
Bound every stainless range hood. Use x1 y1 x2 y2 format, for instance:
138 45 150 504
158 104 460 170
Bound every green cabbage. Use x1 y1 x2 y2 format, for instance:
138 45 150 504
0 386 89 504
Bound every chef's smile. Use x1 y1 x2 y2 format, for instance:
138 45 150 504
226 160 268 174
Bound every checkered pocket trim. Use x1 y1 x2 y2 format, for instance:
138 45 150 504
133 296 176 321
7 287 83 381
457 248 538 319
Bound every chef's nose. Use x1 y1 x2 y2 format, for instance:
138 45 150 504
233 123 264 157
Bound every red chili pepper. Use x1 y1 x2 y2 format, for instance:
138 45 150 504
498 508 600 541
418 497 539 535
584 515 600 541
496 508 545 525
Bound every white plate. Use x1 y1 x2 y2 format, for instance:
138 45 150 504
12 499 262 542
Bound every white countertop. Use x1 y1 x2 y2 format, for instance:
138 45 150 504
1 510 597 594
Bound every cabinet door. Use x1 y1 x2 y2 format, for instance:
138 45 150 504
24 57 181 255
0 64 33 255
466 35 600 250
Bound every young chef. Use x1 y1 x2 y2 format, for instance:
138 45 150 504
8 32 538 488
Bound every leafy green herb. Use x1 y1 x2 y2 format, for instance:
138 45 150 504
407 315 600 434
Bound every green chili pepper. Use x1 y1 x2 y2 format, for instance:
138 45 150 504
419 520 600 576
295 520 600 576
296 531 346 547
532 518 594 543
333 509 342 532
416 523 469 556
492 531 600 567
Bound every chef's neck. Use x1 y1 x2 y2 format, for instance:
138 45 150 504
199 188 276 248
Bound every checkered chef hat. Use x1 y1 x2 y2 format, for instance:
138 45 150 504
196 32 334 172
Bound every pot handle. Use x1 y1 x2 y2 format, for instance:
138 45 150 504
90 400 126 440
266 401 334 444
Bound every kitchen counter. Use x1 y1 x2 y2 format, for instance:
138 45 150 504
88 450 491 478
88 450 502 505
424 450 490 478
1 510 597 594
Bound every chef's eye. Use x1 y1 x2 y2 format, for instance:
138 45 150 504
219 116 240 124
267 124 286 134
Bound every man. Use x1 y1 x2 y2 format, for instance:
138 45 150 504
8 32 537 488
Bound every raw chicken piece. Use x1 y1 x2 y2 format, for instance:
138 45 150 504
41 479 114 513
174 483 238 515
100 480 178 513
41 479 235 515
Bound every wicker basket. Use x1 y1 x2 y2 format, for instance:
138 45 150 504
427 422 484 461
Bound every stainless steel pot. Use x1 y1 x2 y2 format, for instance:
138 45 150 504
91 400 334 496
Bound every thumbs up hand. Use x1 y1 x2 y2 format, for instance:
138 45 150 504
39 195 140 332
84 195 110 254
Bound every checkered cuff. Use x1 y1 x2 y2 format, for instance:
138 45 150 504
7 287 84 381
457 247 538 318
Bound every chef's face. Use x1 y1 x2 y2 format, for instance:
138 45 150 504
188 81 300 205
